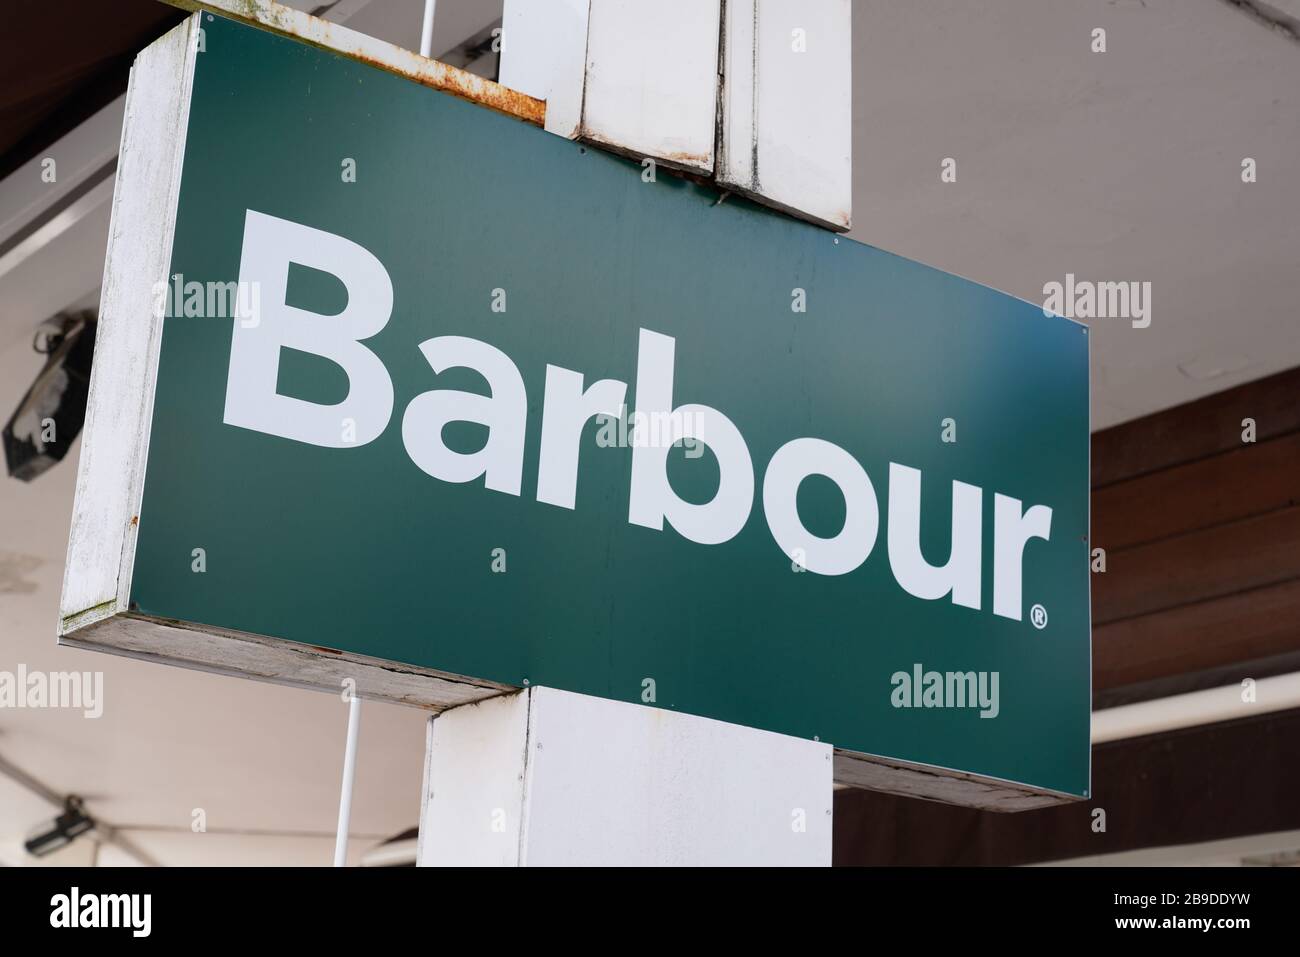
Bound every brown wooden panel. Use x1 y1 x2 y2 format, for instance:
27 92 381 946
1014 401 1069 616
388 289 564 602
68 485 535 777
1094 577 1300 691
1091 366 1300 488
834 709 1300 866
1093 505 1300 624
0 0 185 180
1096 649 1300 708
1092 433 1300 552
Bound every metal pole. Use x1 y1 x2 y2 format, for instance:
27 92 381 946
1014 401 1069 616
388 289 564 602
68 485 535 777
337 0 423 869
1092 671 1300 744
419 0 437 58
333 694 362 867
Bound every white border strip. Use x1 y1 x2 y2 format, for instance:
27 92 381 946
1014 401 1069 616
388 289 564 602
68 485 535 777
59 16 200 634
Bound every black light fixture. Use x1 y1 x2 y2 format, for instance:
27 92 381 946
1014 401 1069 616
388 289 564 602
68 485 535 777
24 795 96 858
3 311 96 482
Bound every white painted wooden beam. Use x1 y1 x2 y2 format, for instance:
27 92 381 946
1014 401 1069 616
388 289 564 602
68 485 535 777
418 687 833 866
59 16 198 636
718 0 853 230
503 0 724 169
579 0 722 171
498 0 851 227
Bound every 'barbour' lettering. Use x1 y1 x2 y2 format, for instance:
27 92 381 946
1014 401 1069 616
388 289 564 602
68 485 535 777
224 210 1053 621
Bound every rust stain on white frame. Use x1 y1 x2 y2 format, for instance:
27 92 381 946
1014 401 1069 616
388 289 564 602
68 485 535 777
162 0 546 125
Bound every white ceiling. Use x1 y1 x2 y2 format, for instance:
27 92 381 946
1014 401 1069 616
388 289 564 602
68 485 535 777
0 0 1297 865
849 0 1300 428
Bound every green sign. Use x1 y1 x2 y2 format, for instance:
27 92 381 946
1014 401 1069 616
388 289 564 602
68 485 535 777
103 16 1091 800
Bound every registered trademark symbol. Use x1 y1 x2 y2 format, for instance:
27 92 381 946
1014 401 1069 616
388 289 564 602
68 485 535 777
1030 604 1048 629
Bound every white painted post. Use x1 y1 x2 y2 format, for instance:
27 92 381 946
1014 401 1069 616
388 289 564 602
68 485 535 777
495 0 852 226
333 694 362 867
416 687 832 866
717 0 853 230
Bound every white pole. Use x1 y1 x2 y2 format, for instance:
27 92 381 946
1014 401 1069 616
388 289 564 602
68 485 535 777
333 694 362 867
1092 671 1300 744
419 0 437 58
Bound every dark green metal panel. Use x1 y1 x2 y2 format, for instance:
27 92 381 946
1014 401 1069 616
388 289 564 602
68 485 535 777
132 16 1090 796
